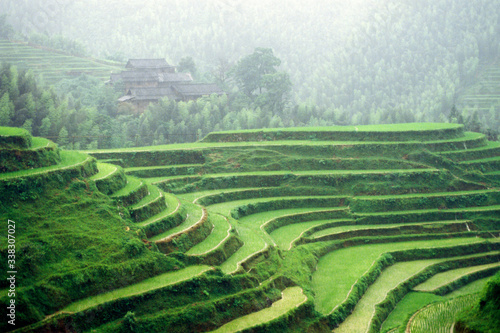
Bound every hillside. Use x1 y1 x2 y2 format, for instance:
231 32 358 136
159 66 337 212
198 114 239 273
2 0 500 132
0 39 122 85
1 123 499 332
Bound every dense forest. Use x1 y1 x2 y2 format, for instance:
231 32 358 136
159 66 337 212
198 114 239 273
0 0 499 148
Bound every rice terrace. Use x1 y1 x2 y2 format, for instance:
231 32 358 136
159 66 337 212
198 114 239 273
1 122 499 332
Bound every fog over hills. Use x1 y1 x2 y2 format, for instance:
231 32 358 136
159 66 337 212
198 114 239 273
1 0 500 131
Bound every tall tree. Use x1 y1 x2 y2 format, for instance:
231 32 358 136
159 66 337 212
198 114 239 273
233 48 281 98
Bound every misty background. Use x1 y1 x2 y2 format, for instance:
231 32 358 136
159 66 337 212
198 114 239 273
0 0 499 148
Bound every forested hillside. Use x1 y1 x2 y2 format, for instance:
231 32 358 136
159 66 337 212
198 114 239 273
1 0 500 144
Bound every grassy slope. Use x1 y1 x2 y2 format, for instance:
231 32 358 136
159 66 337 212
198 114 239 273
0 39 122 85
3 124 499 332
312 238 484 315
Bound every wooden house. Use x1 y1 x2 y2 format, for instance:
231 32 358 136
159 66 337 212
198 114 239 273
112 58 224 110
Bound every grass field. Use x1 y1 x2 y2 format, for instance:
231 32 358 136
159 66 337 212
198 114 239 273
312 238 484 314
334 258 449 333
149 201 204 241
406 294 478 333
62 265 212 313
209 286 307 333
413 262 500 292
0 39 122 85
219 226 268 274
186 214 231 255
0 150 92 180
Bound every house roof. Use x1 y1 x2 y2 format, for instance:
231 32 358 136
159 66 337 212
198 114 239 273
117 71 159 82
127 87 177 101
125 59 174 70
172 83 224 96
159 72 193 83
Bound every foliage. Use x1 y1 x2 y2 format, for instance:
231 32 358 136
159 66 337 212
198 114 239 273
2 0 500 133
456 271 500 333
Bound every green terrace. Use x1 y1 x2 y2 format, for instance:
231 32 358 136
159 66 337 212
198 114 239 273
0 39 123 85
2 123 499 333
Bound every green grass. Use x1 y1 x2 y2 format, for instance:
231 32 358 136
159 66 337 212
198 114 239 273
89 162 118 181
380 292 445 333
62 265 212 313
0 150 91 180
334 257 450 333
353 189 497 201
219 225 268 274
445 276 490 298
135 194 181 227
129 184 162 210
270 219 353 249
0 126 29 137
0 39 122 85
309 221 467 239
148 201 203 241
29 137 53 149
186 214 232 255
406 294 478 333
413 262 500 292
205 123 462 135
110 176 144 198
311 238 484 314
209 286 307 333
84 132 478 153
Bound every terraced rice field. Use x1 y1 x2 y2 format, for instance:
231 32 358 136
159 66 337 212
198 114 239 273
406 294 479 333
0 39 123 85
3 122 499 332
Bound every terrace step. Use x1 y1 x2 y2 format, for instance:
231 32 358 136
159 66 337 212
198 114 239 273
186 215 244 266
153 169 451 194
439 141 500 161
485 170 500 182
335 251 500 333
0 126 32 148
109 176 149 206
220 225 269 274
125 164 203 178
154 206 212 254
137 194 185 238
413 261 500 294
89 162 127 195
189 186 340 206
129 184 167 222
0 151 98 203
305 221 476 244
0 137 60 173
270 218 356 250
350 189 500 213
405 294 478 333
201 123 465 143
88 148 205 168
460 155 500 173
61 265 213 313
312 238 487 315
208 286 307 333
354 205 500 225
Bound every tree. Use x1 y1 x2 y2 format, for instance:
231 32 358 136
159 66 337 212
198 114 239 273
0 93 14 126
0 15 14 39
57 127 69 147
232 47 281 98
177 57 197 78
255 72 292 113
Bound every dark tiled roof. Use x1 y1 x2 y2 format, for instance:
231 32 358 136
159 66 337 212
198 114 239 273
118 71 158 82
126 59 173 69
159 72 193 83
128 87 177 100
172 83 224 96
